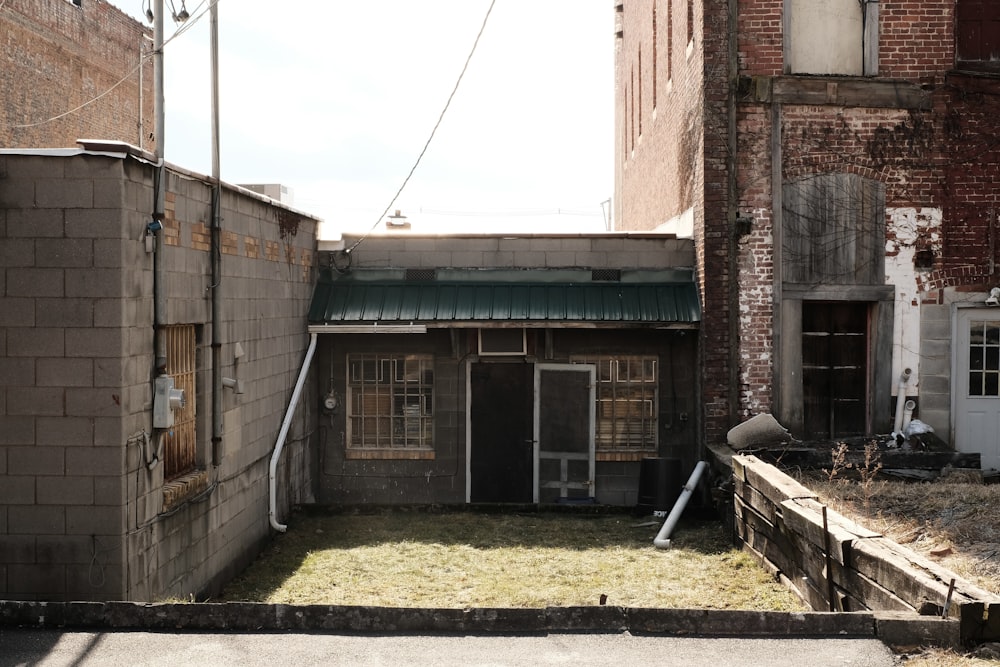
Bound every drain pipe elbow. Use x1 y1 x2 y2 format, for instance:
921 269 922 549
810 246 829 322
269 333 318 533
654 460 708 550
893 368 912 434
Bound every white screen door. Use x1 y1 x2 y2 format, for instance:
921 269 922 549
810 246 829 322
533 364 596 503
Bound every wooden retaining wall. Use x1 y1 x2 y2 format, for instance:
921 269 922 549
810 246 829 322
731 454 1000 643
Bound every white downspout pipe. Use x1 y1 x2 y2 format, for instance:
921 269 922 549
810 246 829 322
901 399 916 434
269 333 317 532
654 460 708 549
893 368 912 435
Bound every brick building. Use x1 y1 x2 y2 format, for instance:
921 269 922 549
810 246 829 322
0 0 154 150
616 0 1000 473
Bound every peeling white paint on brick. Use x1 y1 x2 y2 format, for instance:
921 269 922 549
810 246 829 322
885 207 942 396
737 215 774 416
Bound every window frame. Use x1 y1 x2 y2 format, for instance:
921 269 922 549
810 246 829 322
784 0 879 76
570 355 659 459
346 353 435 459
956 0 1000 71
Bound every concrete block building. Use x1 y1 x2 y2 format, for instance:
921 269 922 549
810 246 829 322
0 148 318 601
616 0 1000 473
310 233 700 506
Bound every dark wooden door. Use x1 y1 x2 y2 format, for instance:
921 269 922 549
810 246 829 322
470 362 533 503
802 302 869 439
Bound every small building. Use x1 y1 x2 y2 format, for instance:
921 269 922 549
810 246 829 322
309 233 700 506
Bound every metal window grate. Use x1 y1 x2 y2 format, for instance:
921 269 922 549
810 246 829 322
571 355 657 453
347 354 434 450
164 325 198 479
405 269 437 281
591 269 621 282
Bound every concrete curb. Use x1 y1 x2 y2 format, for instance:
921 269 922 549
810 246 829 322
0 600 960 647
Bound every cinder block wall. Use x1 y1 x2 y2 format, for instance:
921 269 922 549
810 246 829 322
334 233 694 270
0 152 318 601
0 0 154 150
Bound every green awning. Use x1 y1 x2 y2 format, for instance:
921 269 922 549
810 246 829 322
308 269 700 326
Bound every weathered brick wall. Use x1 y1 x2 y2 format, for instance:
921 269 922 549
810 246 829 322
0 0 154 150
615 0 731 443
727 0 1000 433
614 0 704 232
0 152 318 601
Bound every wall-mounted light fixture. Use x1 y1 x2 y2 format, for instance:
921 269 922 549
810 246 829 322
986 287 1000 306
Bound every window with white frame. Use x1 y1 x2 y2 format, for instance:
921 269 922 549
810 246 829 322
347 354 434 451
571 355 658 455
786 0 878 76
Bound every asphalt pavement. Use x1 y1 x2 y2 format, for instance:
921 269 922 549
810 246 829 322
0 629 900 667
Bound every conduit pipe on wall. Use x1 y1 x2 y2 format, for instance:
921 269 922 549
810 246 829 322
269 333 317 532
653 460 708 549
893 368 912 434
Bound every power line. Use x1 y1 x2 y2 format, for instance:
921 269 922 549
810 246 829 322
345 0 497 255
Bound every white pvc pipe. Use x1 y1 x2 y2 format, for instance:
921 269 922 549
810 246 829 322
653 460 708 549
901 399 916 434
269 333 317 532
893 368 912 434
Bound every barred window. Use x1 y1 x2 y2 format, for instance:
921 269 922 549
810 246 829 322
163 324 198 479
571 356 657 454
347 354 434 451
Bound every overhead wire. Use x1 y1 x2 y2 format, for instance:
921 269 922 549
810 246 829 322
345 0 497 255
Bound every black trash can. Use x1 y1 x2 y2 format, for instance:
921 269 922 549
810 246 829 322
636 457 682 516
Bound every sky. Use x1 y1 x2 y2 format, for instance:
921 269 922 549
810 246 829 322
108 0 615 238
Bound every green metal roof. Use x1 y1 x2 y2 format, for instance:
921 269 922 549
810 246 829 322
308 269 700 326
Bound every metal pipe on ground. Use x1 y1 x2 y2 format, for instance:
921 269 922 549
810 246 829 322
653 460 708 549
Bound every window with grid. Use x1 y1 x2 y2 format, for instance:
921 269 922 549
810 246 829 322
571 356 657 454
347 354 434 451
163 324 198 480
968 321 1000 397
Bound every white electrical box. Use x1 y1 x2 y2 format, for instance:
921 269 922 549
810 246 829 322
153 375 186 429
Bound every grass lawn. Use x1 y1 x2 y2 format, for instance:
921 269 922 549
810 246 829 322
216 508 805 611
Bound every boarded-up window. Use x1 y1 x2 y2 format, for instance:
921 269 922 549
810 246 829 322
347 354 433 450
782 173 885 286
786 0 878 76
571 356 657 454
957 0 1000 68
163 324 198 480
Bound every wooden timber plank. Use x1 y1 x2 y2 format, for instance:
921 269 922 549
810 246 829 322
740 537 828 611
735 496 803 581
779 498 857 566
849 538 980 614
734 475 783 526
736 455 818 506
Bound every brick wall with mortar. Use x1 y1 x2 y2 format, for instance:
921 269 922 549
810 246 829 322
0 152 318 601
730 1 1000 435
0 0 155 150
615 0 733 445
618 0 1000 440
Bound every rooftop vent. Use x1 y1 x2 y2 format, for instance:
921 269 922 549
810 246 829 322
592 269 622 282
405 268 436 281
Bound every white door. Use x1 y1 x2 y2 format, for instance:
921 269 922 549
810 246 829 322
954 309 1000 472
533 364 596 503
